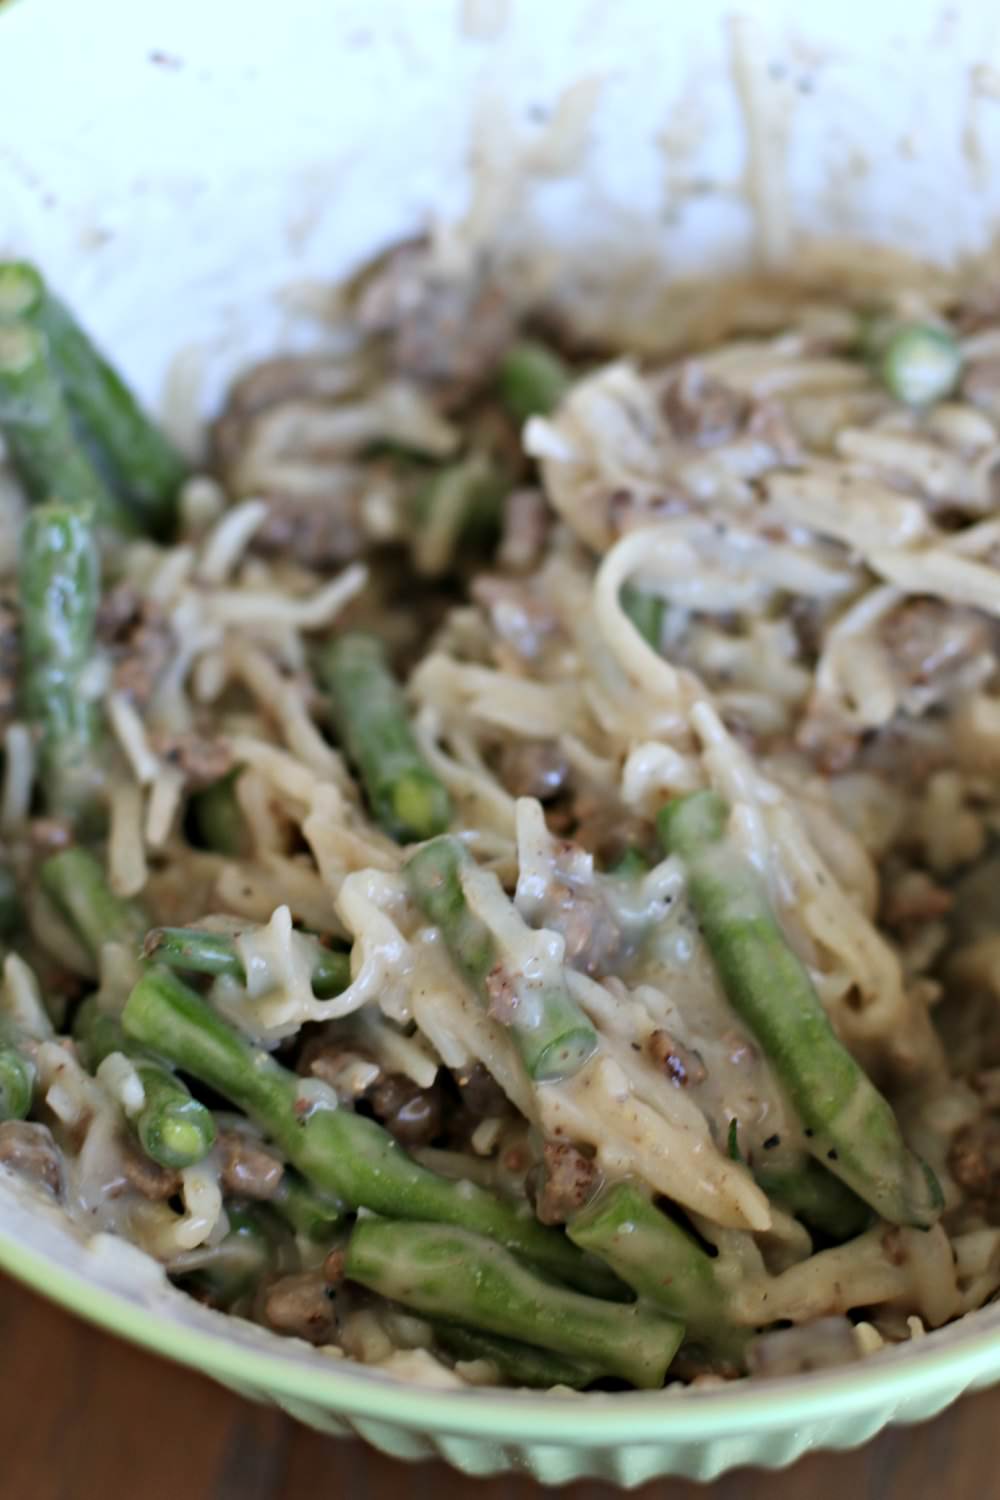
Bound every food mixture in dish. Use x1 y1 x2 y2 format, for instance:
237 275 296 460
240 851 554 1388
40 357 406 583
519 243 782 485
3 245 1000 1390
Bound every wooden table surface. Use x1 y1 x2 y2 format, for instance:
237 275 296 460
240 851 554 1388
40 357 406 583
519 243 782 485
4 1273 999 1500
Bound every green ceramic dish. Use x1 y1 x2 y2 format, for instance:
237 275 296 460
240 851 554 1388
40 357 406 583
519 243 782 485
4 2 1000 1484
2 1174 1000 1484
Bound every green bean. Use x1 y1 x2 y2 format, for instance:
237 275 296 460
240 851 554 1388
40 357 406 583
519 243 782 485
728 1117 870 1240
0 324 135 532
142 925 350 1000
19 503 104 826
0 1044 34 1123
568 1182 744 1368
411 454 506 552
188 770 249 857
39 848 145 961
137 1070 219 1168
25 269 186 534
497 340 571 423
611 847 649 880
71 997 126 1074
316 631 451 843
658 790 942 1228
271 1170 345 1242
0 262 44 322
0 866 21 940
122 969 619 1297
345 1219 681 1389
142 926 246 981
177 1204 273 1307
879 322 962 407
433 1325 601 1389
74 995 216 1169
756 1160 872 1241
620 584 665 651
405 836 598 1083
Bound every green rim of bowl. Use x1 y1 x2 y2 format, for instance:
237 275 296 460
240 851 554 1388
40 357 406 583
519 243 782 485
2 1224 1000 1441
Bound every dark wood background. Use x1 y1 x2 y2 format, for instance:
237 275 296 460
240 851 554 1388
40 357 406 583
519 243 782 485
3 1273 997 1500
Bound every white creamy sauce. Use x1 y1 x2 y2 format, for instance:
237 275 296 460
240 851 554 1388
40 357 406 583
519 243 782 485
95 942 146 1017
407 929 536 1121
460 859 568 1039
174 1164 224 1250
234 903 320 1030
539 1055 771 1231
96 1052 146 1118
293 1077 340 1115
1 953 53 1039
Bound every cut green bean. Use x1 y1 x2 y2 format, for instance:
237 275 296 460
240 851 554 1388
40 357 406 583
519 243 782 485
756 1160 872 1241
0 866 20 940
611 847 649 881
406 839 494 984
497 340 571 423
620 584 665 652
433 1324 601 1389
177 1204 273 1307
410 454 506 551
40 848 145 960
72 997 129 1074
122 969 619 1297
20 503 104 826
0 262 44 322
189 770 249 857
0 1045 34 1123
879 322 962 407
316 631 451 843
568 1182 744 1367
142 927 246 981
142 925 350 1000
658 790 942 1228
0 261 184 532
271 1170 345 1242
405 836 597 1083
137 1072 217 1168
728 1118 870 1240
346 1219 680 1389
0 324 135 532
74 995 216 1169
27 272 186 534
